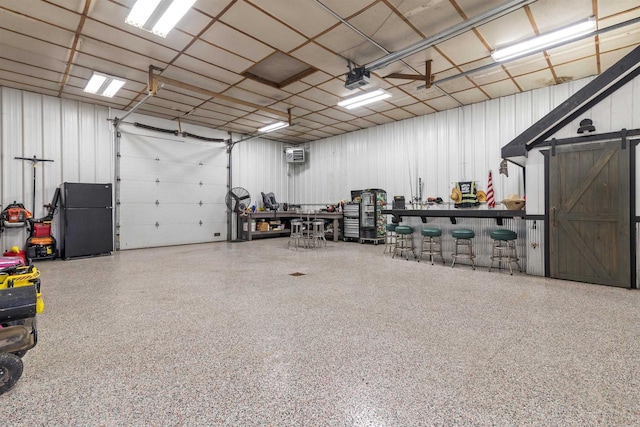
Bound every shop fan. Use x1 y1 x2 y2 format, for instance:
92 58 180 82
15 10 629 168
225 187 251 214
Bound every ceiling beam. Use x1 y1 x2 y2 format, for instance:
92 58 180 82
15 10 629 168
58 0 91 97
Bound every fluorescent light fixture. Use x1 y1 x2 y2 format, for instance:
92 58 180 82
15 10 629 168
125 0 197 38
491 17 596 62
337 89 392 110
259 121 289 133
84 72 126 98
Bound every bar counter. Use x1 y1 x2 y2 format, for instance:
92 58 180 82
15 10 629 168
382 207 527 226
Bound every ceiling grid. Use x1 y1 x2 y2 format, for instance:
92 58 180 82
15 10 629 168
0 0 638 143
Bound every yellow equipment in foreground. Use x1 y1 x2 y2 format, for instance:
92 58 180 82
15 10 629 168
0 264 43 395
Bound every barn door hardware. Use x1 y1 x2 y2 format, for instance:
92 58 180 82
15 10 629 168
621 128 627 149
155 200 159 206
155 221 160 228
551 138 557 156
156 178 160 184
199 201 203 206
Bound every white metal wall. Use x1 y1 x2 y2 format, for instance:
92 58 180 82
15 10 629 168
0 87 112 251
231 136 289 209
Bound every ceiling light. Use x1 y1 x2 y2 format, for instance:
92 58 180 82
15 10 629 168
337 89 392 110
84 72 126 98
259 122 289 133
491 17 596 62
125 0 197 38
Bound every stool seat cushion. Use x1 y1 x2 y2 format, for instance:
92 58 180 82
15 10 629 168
421 227 441 237
490 229 517 241
452 229 475 239
386 224 398 231
395 225 414 235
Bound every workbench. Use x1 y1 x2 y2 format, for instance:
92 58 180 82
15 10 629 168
240 211 344 241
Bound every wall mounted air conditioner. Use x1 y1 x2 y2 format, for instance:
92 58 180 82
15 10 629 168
285 147 305 163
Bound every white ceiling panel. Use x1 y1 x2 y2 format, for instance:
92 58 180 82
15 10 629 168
248 0 338 38
220 1 307 52
388 0 462 39
0 0 637 143
482 79 522 99
200 22 274 62
514 68 556 92
290 42 349 76
185 41 253 74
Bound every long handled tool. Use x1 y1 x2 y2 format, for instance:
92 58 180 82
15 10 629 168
15 156 54 216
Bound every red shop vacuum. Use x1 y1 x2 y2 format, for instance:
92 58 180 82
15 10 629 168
26 187 60 260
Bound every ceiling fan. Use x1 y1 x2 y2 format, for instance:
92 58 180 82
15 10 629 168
383 60 434 88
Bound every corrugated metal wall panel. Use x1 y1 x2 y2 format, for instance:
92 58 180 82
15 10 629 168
526 219 545 276
0 87 113 251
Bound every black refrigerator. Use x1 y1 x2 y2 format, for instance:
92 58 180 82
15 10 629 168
60 182 113 259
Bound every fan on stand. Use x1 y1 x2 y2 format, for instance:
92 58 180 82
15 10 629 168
225 187 251 241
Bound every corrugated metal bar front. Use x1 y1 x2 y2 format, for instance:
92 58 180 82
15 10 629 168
526 219 545 276
389 216 527 271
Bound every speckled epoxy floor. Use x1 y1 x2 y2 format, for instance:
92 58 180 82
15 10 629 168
3 239 640 426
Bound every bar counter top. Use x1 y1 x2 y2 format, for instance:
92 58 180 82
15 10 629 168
382 207 528 224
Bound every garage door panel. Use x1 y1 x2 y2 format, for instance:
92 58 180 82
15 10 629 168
119 130 227 249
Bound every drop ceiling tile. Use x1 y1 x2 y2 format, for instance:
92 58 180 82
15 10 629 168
427 95 461 111
0 28 70 63
303 112 339 126
481 79 521 99
451 87 489 105
349 2 423 51
3 1 80 31
0 59 63 83
314 0 379 18
72 53 149 83
194 108 237 122
219 1 307 52
528 1 593 33
281 81 311 94
402 102 436 116
319 108 357 122
200 22 274 62
295 118 325 130
388 0 462 39
193 1 236 18
552 56 598 81
301 71 333 86
398 83 442 101
0 44 67 73
184 116 227 128
145 97 195 115
293 42 358 77
502 53 549 76
287 94 329 112
476 8 533 50
170 55 243 86
437 30 489 65
548 38 596 66
248 0 338 38
82 20 178 63
598 25 640 52
599 45 635 70
350 117 377 128
223 86 282 108
79 38 168 72
598 0 640 18
317 78 355 98
514 68 556 91
468 67 510 86
307 129 334 139
0 79 57 97
363 113 393 125
236 79 290 101
155 88 210 105
232 117 264 128
298 87 339 106
184 41 253 74
0 70 60 91
62 86 131 107
382 108 415 121
385 88 419 107
332 121 361 132
436 76 475 94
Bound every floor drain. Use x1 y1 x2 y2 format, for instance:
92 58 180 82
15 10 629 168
289 272 306 276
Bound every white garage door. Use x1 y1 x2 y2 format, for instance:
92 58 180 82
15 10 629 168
118 129 227 249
